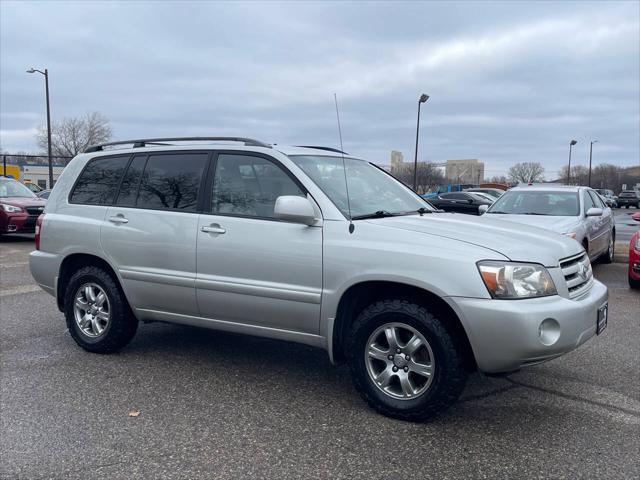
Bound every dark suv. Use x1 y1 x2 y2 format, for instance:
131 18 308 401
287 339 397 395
618 190 640 208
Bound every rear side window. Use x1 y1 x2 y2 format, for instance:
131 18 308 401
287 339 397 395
70 156 128 205
115 155 147 207
136 153 208 211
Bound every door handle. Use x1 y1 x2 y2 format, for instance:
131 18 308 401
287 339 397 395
108 215 128 224
201 224 226 234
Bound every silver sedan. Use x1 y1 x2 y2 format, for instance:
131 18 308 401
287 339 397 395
480 185 615 263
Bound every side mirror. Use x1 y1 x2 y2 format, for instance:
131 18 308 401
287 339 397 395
586 207 603 217
467 198 474 204
274 196 317 225
478 204 489 215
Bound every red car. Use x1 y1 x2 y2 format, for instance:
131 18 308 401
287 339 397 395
629 212 640 289
0 177 47 235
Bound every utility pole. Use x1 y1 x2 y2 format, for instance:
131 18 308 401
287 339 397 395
27 68 54 188
567 139 577 184
588 140 598 187
413 94 429 192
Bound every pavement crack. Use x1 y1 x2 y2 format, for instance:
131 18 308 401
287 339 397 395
505 377 640 418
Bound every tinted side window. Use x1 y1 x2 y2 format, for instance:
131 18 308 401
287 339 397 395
211 154 305 218
115 155 147 207
444 193 466 200
136 153 208 211
70 156 128 205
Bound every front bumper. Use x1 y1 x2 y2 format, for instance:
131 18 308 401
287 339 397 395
1 213 38 233
448 279 608 373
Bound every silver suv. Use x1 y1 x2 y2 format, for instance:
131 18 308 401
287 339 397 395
30 137 609 421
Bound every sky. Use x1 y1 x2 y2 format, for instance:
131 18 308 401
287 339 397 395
1 0 638 179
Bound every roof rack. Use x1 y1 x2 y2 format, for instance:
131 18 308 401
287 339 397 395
84 137 271 153
295 145 349 155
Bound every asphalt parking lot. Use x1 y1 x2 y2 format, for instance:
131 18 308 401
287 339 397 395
614 207 639 243
1 234 639 479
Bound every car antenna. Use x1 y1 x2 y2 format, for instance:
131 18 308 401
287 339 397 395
334 93 354 234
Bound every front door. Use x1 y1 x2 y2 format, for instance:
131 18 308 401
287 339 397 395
101 151 210 318
196 152 323 335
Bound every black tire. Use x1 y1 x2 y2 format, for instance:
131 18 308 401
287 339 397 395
629 276 640 289
64 266 138 353
347 299 466 422
601 231 615 264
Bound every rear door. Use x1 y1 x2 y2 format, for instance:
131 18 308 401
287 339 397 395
101 151 210 319
195 152 323 335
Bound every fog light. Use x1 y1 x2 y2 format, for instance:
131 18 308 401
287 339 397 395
538 318 560 346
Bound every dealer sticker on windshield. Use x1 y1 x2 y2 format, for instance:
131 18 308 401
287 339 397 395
597 303 608 335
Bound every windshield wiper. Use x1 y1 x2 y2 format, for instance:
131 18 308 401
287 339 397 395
520 212 549 215
486 210 509 214
351 210 397 220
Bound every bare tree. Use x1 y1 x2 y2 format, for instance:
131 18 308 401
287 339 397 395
559 165 589 186
488 175 508 184
391 162 444 194
36 112 112 157
508 162 545 184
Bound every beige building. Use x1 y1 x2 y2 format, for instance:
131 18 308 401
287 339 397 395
22 164 65 190
390 150 404 169
445 159 484 184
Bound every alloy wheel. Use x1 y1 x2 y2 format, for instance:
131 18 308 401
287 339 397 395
364 322 435 400
73 283 110 338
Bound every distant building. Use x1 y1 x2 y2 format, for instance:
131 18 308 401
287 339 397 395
390 150 404 169
445 159 484 184
22 164 65 190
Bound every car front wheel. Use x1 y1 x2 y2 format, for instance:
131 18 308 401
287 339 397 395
602 232 615 264
347 299 466 422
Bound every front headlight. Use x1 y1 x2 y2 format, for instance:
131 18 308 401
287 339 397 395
477 261 557 299
1 204 23 213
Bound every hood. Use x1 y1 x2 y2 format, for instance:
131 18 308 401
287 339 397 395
0 197 47 208
364 213 582 267
482 213 580 234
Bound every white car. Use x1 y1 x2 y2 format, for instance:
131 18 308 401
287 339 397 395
481 185 615 263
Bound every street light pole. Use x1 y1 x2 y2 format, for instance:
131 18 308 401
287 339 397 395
413 93 429 192
567 139 577 185
588 140 598 187
27 68 53 188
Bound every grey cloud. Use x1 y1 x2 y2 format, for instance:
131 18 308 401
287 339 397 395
1 0 638 178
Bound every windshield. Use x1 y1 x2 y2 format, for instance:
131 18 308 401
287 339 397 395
289 155 431 218
0 179 37 198
487 190 579 216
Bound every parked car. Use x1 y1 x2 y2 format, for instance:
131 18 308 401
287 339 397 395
0 177 47 235
24 182 43 193
594 189 617 208
629 212 640 289
30 137 608 422
37 189 52 200
481 185 615 263
428 191 493 215
617 190 640 209
464 187 505 200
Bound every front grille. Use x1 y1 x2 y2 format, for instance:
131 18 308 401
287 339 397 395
560 252 593 299
26 206 44 215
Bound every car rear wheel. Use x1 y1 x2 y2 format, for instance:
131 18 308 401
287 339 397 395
347 299 466 422
64 266 138 353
